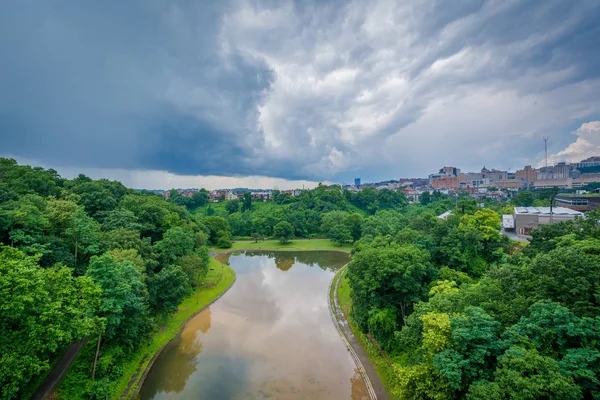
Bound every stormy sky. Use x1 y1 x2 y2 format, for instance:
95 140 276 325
1 0 599 189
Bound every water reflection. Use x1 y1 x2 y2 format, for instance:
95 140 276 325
140 251 366 399
275 257 295 271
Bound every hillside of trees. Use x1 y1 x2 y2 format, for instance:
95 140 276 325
0 159 218 398
346 201 600 398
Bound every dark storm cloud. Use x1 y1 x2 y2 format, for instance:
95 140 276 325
1 0 599 181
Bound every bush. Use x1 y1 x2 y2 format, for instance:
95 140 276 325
217 235 232 248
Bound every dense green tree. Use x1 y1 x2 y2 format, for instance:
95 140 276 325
179 248 210 287
344 213 363 242
101 208 142 231
511 190 535 207
86 254 148 346
1 200 49 248
420 191 431 205
225 199 240 214
329 224 352 245
154 226 195 264
242 192 252 212
45 198 78 235
348 244 434 339
216 232 232 248
190 189 209 208
0 247 100 399
65 208 101 269
202 216 230 244
72 181 118 218
468 347 581 400
320 210 349 236
148 265 191 316
273 221 294 244
528 239 600 317
434 307 502 392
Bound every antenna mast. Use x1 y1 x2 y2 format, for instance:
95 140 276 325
543 137 548 168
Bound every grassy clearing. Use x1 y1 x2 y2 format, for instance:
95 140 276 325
110 258 235 399
337 269 401 398
228 238 351 252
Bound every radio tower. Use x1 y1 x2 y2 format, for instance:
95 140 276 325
543 137 548 168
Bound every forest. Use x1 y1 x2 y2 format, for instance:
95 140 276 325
0 159 215 398
2 157 598 399
346 197 600 398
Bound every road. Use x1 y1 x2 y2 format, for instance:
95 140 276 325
30 337 89 400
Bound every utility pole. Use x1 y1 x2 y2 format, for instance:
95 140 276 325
549 191 554 224
543 137 549 168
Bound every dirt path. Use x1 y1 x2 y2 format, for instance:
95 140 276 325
30 337 89 400
328 266 390 400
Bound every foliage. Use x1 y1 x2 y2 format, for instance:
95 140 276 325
342 192 600 399
148 265 191 316
0 159 231 397
273 221 295 244
0 247 100 399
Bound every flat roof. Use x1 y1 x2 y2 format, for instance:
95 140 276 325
556 193 600 198
514 206 584 216
502 214 515 228
438 210 452 219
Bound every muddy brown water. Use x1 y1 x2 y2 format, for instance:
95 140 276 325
139 250 369 400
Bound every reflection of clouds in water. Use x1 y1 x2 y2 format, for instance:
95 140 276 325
222 256 283 323
141 251 362 400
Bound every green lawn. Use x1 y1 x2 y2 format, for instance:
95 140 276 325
336 269 401 398
110 258 235 399
227 238 351 252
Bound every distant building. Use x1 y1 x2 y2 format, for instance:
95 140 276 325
439 166 461 176
555 193 600 212
354 178 361 187
513 206 583 236
493 180 527 189
575 156 600 169
515 165 537 183
481 167 508 181
432 175 460 189
537 163 570 180
225 191 238 201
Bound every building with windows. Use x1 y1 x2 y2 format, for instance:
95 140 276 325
515 165 537 183
513 206 583 236
555 193 600 212
432 175 460 189
575 156 600 169
354 178 361 187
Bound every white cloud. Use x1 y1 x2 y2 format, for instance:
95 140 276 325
1 0 599 180
548 121 600 165
219 0 600 178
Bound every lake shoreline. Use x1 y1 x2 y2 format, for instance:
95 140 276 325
117 259 236 399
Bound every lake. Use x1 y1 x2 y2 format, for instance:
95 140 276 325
139 250 368 400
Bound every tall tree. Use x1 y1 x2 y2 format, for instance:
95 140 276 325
241 192 252 212
148 265 191 316
0 247 100 399
65 208 101 269
273 221 294 244
86 253 148 346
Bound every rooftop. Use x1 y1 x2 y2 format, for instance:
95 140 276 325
555 193 600 198
514 206 584 216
